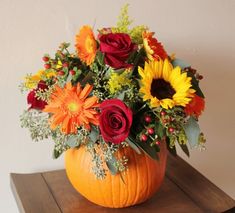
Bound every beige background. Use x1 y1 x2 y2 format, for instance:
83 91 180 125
1 0 235 212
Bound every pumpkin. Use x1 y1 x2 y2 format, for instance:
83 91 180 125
65 141 167 208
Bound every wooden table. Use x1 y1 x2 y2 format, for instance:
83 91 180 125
10 154 235 213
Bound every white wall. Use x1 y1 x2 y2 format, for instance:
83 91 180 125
1 0 234 212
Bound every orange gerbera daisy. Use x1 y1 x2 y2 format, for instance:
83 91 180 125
143 31 168 61
184 94 205 117
43 82 99 134
75 25 97 65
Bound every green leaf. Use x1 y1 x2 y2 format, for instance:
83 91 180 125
127 50 138 64
154 122 165 139
166 137 177 157
172 58 190 69
53 149 61 159
66 135 80 148
129 137 158 160
179 143 190 157
96 51 105 66
126 138 141 154
134 48 145 64
183 117 200 148
106 156 118 175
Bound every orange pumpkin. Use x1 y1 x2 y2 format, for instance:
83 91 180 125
65 141 167 208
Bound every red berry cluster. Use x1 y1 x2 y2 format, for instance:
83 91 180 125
184 67 203 81
160 110 175 134
140 115 161 146
42 53 78 80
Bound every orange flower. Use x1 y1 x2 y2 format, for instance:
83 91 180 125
184 94 205 117
75 25 97 65
43 82 99 134
143 31 168 61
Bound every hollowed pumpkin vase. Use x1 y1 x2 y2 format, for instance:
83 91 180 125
65 141 167 208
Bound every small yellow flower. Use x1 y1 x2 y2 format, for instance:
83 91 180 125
24 69 57 89
108 70 132 94
24 70 44 89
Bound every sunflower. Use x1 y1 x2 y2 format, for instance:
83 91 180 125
43 82 99 134
75 25 97 65
143 31 168 61
138 59 195 109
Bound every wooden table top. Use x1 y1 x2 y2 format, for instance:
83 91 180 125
10 154 235 213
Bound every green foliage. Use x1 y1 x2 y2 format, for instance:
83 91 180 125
66 135 81 148
112 4 148 44
154 122 165 139
128 136 159 160
20 110 52 142
106 156 118 175
187 71 205 98
183 116 201 148
126 138 141 154
35 85 54 102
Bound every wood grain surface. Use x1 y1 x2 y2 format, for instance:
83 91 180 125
10 155 235 213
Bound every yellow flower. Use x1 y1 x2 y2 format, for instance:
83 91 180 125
56 60 63 69
24 69 57 89
24 70 44 89
75 25 97 65
108 70 132 94
138 59 195 109
45 70 57 78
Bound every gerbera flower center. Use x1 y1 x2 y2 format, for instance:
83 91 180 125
85 37 96 53
68 102 80 112
150 78 176 100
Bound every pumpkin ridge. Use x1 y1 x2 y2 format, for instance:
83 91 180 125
122 147 128 207
145 154 151 200
129 148 137 205
117 150 122 207
133 147 140 204
111 169 115 207
97 169 107 206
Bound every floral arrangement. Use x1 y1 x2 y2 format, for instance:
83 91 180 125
20 5 205 179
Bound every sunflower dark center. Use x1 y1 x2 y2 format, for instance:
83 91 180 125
150 79 176 100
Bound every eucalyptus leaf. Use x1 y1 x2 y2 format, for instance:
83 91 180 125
172 58 190 69
89 126 99 143
106 156 118 175
126 138 141 154
116 91 126 101
183 117 200 148
66 135 80 148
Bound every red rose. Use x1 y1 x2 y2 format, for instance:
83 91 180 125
99 99 133 144
27 81 48 110
99 33 136 69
